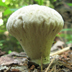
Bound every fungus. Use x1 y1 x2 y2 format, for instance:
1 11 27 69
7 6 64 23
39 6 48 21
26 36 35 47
6 5 64 65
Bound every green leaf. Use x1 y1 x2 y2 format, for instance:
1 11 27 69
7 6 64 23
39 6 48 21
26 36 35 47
0 1 8 8
54 0 57 2
0 30 5 32
34 0 44 5
8 50 12 54
10 8 18 11
58 34 65 37
0 43 3 46
66 41 72 44
61 28 72 31
0 40 5 43
4 8 12 15
67 3 72 6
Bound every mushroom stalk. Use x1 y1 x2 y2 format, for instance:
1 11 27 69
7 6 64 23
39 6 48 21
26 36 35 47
6 5 64 65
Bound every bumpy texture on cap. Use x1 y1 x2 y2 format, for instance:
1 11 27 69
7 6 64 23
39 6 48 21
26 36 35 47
6 5 64 65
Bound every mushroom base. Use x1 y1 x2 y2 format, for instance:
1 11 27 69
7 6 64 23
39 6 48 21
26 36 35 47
31 55 50 65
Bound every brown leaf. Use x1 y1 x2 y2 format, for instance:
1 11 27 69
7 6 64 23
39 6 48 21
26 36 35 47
0 50 5 56
30 65 35 70
51 41 64 52
0 56 18 65
11 69 21 72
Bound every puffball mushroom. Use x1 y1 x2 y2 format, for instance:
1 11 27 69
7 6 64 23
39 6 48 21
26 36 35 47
6 5 64 65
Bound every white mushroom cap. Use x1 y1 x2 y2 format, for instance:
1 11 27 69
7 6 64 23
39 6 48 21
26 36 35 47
6 4 64 65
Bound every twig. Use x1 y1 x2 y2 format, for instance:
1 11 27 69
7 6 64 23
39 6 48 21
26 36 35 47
54 65 56 72
50 47 70 56
49 65 55 72
45 57 55 72
4 66 11 72
58 61 72 70
41 56 43 72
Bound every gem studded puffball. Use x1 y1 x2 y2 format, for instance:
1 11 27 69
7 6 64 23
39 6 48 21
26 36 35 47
6 5 64 65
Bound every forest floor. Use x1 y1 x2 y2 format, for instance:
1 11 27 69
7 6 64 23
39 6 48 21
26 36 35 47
0 40 72 72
